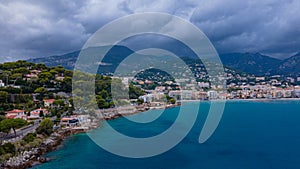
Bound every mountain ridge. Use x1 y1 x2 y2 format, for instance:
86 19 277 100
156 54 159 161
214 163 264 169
27 46 300 76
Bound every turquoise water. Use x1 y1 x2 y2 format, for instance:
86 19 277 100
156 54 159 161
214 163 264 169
33 100 300 169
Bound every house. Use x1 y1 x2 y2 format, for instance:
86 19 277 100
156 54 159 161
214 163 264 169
207 91 219 100
139 94 154 103
44 99 55 107
61 116 79 127
5 109 27 120
55 75 64 81
155 86 165 92
28 108 49 119
24 74 38 81
182 90 193 100
168 90 181 100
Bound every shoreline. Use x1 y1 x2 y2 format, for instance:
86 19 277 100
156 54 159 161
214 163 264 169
9 98 300 168
181 98 300 102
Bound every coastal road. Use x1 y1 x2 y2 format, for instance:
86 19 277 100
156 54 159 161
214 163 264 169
1 121 40 142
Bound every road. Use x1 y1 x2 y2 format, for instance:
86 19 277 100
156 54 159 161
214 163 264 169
1 120 40 142
1 114 66 143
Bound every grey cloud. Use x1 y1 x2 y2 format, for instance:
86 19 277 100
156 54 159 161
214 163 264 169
190 0 300 57
0 0 299 61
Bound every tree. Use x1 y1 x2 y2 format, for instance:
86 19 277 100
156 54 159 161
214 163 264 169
0 91 8 103
53 99 65 108
0 118 28 137
34 87 47 100
96 95 109 108
39 110 44 118
168 98 176 104
0 142 16 156
36 118 54 136
137 98 144 105
38 72 52 84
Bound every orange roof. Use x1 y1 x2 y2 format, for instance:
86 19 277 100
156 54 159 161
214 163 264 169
61 117 74 122
33 108 47 111
44 99 55 103
6 109 24 114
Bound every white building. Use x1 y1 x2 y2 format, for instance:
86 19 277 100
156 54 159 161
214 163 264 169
0 80 5 87
28 108 49 119
207 91 219 100
139 94 154 103
5 109 27 120
181 90 193 100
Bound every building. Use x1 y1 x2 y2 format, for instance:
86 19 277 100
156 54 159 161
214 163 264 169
139 94 154 103
256 77 265 81
5 109 27 120
44 99 55 107
28 108 49 119
61 116 79 127
152 92 165 101
181 90 193 100
0 80 4 87
207 91 219 100
155 86 165 92
168 90 181 100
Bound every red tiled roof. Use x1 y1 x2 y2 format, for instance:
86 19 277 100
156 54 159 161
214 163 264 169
44 99 55 103
6 115 17 119
5 109 24 114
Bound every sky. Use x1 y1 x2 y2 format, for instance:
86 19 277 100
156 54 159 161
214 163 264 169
0 0 299 62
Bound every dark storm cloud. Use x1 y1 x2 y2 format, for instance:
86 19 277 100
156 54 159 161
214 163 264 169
0 0 299 62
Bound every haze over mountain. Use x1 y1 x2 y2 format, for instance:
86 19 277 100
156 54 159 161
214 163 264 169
27 46 300 76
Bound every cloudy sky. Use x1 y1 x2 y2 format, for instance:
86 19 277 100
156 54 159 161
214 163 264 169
0 0 299 62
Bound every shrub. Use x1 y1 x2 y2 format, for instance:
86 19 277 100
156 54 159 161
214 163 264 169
0 143 16 156
23 133 37 143
36 118 54 136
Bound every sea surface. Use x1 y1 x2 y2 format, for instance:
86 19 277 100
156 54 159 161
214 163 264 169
33 100 300 169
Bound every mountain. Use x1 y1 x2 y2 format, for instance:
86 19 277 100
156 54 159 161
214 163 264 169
27 51 79 70
219 53 282 75
277 53 300 75
27 46 300 76
27 46 134 71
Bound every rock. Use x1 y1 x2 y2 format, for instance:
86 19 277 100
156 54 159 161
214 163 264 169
3 130 72 169
39 157 47 163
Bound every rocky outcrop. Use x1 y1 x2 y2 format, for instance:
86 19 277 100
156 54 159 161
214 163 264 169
1 130 72 169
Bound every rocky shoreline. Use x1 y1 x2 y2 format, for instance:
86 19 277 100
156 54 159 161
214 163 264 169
1 103 180 169
1 130 73 169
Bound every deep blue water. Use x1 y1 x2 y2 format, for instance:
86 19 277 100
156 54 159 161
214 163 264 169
33 100 300 169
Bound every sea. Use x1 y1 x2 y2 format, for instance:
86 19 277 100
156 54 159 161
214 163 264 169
33 100 300 169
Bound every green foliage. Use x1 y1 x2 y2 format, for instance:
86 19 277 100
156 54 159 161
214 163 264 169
129 84 145 99
34 87 47 94
12 67 30 75
0 143 16 156
22 133 37 143
166 95 176 104
53 99 65 107
36 118 54 136
0 118 28 136
38 71 52 84
0 91 8 103
168 98 176 104
137 98 144 105
96 95 110 108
